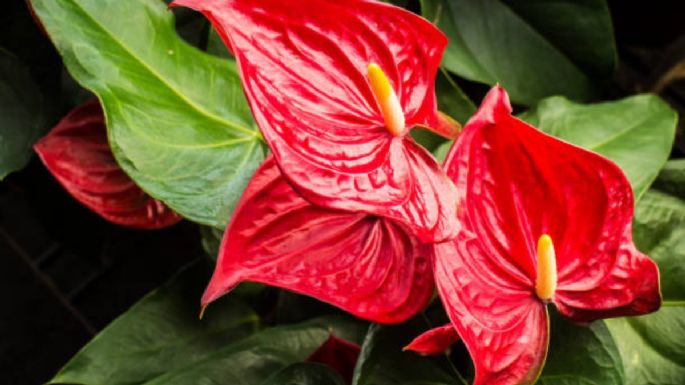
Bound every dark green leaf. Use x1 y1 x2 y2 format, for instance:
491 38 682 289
538 310 624 385
50 261 260 385
32 0 266 228
199 224 223 258
605 160 685 385
520 95 677 200
139 317 352 385
421 0 615 105
0 49 49 179
352 323 458 385
207 26 231 58
652 159 685 200
633 160 685 304
633 191 685 303
606 308 685 385
50 259 364 385
436 69 477 124
261 363 346 385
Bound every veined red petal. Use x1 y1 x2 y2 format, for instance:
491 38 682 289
435 242 548 385
170 0 457 242
436 85 661 385
307 334 361 384
203 156 434 323
34 100 181 229
404 323 460 356
444 86 661 319
554 225 662 322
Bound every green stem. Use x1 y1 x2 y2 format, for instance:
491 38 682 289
444 354 470 385
662 300 685 307
419 311 470 385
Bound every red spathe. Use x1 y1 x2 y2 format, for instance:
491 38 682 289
34 100 182 229
171 0 458 243
203 156 434 324
430 86 661 385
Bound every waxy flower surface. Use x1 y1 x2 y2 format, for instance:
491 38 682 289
202 156 434 323
410 86 662 385
34 100 181 229
172 0 458 242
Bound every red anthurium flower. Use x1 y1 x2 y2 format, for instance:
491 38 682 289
404 323 460 356
171 0 458 243
307 333 362 384
34 100 182 229
408 86 662 385
201 156 433 324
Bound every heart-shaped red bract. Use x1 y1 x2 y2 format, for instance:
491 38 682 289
170 0 458 243
34 100 182 229
202 156 434 324
425 86 662 385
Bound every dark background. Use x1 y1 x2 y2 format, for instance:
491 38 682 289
1 0 684 384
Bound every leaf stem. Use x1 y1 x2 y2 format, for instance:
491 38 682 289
419 311 470 385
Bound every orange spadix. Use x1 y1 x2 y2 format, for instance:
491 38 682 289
535 234 557 302
367 63 406 136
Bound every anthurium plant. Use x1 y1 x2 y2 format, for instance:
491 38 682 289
3 0 683 384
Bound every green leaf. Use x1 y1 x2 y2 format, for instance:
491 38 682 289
604 161 685 385
632 160 685 304
31 0 266 228
411 70 475 152
261 363 346 385
652 159 685 200
50 259 363 385
519 95 677 200
50 260 260 385
139 317 350 385
633 190 685 303
207 26 231 58
199 224 223 259
0 49 50 179
538 310 624 385
421 0 616 105
606 308 685 385
352 323 458 385
436 69 477 124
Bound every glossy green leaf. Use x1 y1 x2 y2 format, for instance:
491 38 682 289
421 0 616 105
352 323 458 385
520 95 677 200
436 69 477 124
538 311 624 385
429 70 476 162
50 259 363 385
261 363 346 385
0 49 49 179
652 159 685 201
632 160 685 304
207 26 231 58
604 160 685 385
606 308 685 385
199 225 223 259
140 318 350 385
633 190 685 304
50 261 260 385
31 0 266 228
